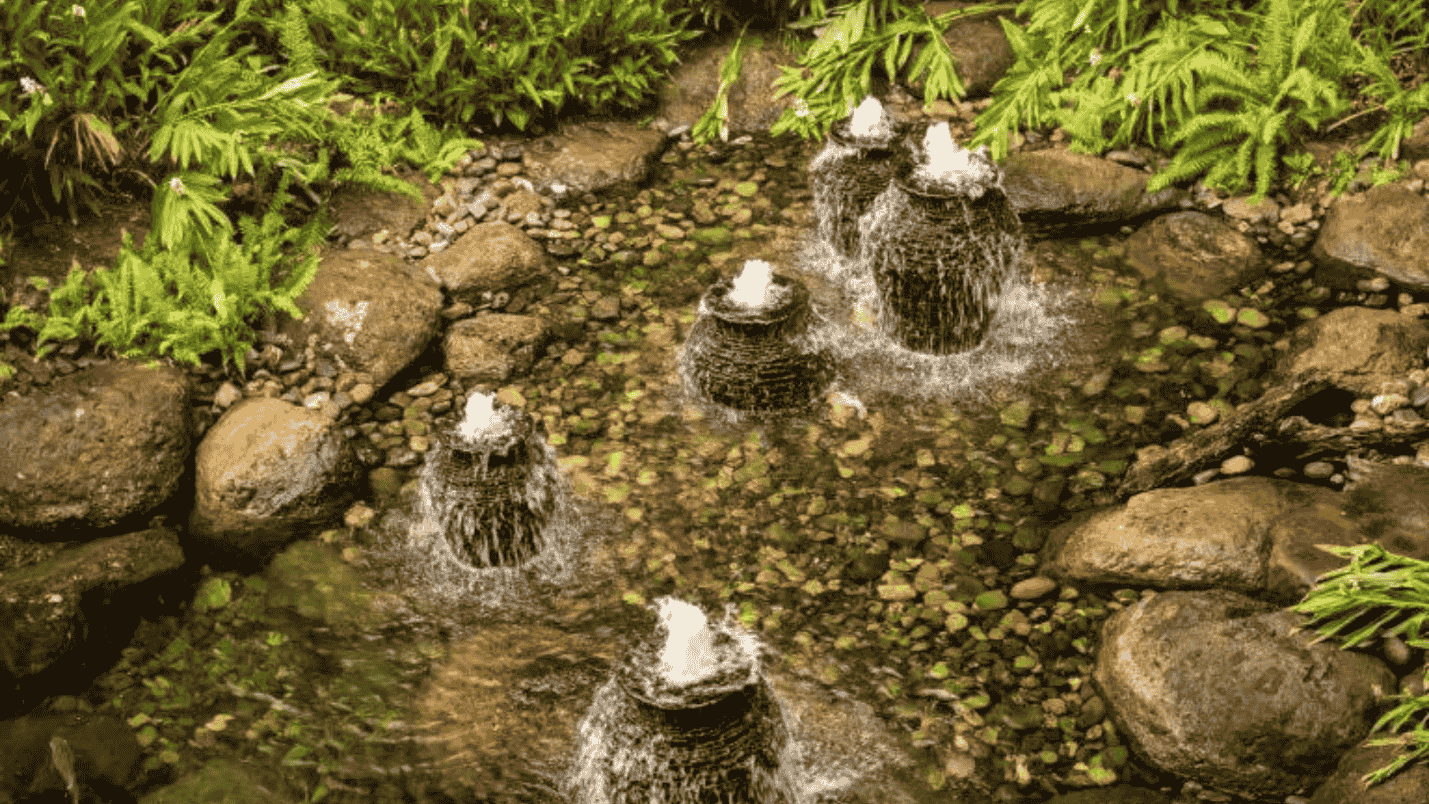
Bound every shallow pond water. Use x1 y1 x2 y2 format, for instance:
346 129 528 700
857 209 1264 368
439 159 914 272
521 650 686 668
88 128 1343 804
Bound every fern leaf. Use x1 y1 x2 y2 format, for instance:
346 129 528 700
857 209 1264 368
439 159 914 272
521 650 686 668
279 2 320 76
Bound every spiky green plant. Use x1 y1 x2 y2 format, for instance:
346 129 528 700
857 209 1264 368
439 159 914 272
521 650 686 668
1293 542 1429 786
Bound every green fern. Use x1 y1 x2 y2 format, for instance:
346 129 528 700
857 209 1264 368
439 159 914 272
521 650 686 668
1293 542 1429 787
1143 0 1351 202
693 24 760 144
278 1 322 78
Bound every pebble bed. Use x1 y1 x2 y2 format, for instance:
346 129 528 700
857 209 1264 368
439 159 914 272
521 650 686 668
7 110 1429 803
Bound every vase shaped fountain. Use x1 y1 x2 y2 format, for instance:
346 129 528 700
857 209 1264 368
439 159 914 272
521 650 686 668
680 260 833 413
809 95 910 261
565 597 792 804
860 121 1023 354
418 392 560 569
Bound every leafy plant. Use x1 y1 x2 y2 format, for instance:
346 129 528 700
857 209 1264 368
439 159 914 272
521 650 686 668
1293 542 1429 786
291 0 698 134
692 24 763 144
0 169 325 377
759 0 1018 143
1138 0 1353 202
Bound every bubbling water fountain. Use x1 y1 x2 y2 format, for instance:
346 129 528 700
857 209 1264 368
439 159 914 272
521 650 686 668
679 260 833 413
809 95 910 260
417 391 561 568
859 121 1023 354
564 596 792 804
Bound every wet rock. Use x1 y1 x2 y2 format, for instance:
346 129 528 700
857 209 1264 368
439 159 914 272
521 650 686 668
1042 786 1172 804
444 313 550 383
1001 148 1189 240
324 166 440 243
654 32 805 136
276 251 444 392
1305 733 1429 803
0 527 183 692
1043 476 1365 604
1312 182 1429 292
188 397 361 567
520 121 667 195
141 757 289 804
1271 306 1429 396
1124 211 1267 305
907 3 1015 98
426 221 551 308
0 712 140 802
1095 588 1396 800
0 361 191 533
1339 462 1429 559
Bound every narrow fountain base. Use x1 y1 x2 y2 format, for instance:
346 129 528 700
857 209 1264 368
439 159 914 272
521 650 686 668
418 395 556 568
861 127 1023 355
680 268 833 413
565 597 793 804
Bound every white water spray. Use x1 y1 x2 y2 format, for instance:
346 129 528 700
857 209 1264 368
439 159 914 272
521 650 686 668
458 392 497 440
728 260 777 309
911 121 997 198
657 597 719 686
848 96 886 139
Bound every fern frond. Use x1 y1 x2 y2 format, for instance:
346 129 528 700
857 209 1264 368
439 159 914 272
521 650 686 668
279 2 321 78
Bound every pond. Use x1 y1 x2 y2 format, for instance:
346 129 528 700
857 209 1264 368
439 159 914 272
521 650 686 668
85 121 1344 804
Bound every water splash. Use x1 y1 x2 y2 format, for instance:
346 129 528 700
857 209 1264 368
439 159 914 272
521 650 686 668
847 95 892 140
364 394 600 621
49 735 79 804
457 391 496 440
910 121 999 198
656 597 719 685
728 260 777 309
564 597 794 804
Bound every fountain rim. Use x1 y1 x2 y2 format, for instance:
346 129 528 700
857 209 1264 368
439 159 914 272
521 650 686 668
702 271 809 325
890 169 1007 202
616 658 764 711
829 113 906 151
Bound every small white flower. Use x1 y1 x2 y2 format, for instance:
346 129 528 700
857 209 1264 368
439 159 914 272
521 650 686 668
1127 92 1140 106
169 176 186 196
1089 48 1102 67
71 4 84 18
20 76 45 96
794 98 810 119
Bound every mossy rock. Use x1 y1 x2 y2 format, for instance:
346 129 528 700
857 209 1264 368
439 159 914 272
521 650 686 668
264 540 409 633
140 758 292 804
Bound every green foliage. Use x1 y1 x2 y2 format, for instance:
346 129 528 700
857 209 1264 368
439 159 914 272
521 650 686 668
693 25 763 144
1294 542 1429 786
757 0 1018 144
960 0 1428 204
291 0 698 133
1 170 326 377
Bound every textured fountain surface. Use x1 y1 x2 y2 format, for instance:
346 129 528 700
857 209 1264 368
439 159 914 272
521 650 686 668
564 596 796 804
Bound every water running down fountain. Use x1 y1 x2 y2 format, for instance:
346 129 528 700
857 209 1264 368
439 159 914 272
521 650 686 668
417 392 561 568
860 121 1023 354
564 596 793 804
809 95 908 260
679 260 833 413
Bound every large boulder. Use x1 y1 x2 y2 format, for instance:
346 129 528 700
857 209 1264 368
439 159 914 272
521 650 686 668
0 527 184 705
276 250 445 393
0 361 191 534
1095 589 1396 800
1270 306 1429 395
187 397 361 567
